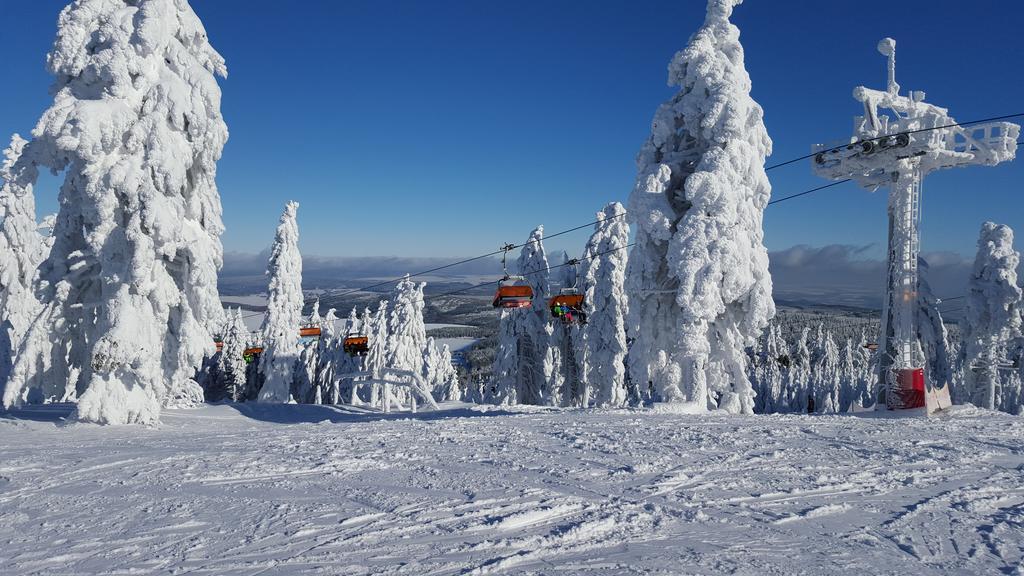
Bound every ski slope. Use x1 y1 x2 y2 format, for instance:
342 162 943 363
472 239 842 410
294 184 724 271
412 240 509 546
1 404 1022 574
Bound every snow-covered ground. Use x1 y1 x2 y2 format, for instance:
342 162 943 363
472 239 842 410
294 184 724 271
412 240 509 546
1 404 1022 575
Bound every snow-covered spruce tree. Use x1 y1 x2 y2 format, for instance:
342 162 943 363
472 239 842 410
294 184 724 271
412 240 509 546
916 257 952 394
0 134 49 398
365 301 389 406
756 325 784 414
388 276 427 377
317 307 341 404
581 202 630 407
259 201 303 403
549 252 585 407
857 328 876 408
838 339 857 412
518 226 552 405
770 324 790 411
4 0 228 424
488 308 520 404
790 327 812 412
424 337 461 401
624 0 774 414
490 226 551 405
812 331 840 413
962 222 1022 410
219 308 248 402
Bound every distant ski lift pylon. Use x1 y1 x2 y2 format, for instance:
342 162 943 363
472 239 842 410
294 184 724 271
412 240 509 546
493 242 534 309
549 258 586 324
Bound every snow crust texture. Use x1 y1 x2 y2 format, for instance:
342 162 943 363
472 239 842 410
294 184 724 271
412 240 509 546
1 403 1022 574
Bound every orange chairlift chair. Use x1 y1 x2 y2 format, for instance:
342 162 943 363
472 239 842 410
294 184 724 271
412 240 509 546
548 258 586 325
492 243 534 309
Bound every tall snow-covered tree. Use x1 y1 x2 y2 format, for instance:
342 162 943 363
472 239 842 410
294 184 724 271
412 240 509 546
963 222 1022 410
548 252 585 407
625 0 774 414
4 0 228 424
0 134 49 398
490 226 551 405
518 226 551 405
259 201 303 403
365 301 389 406
388 276 427 377
488 308 520 404
582 202 630 407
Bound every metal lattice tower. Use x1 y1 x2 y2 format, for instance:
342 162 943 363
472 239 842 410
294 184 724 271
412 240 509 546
812 38 1019 413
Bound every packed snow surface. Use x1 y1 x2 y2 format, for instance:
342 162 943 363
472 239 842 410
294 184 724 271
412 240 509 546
1 404 1023 574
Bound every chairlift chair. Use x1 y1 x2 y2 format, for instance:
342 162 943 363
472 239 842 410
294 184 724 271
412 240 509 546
242 346 264 364
549 290 586 324
492 242 534 309
493 277 533 308
299 325 322 339
343 335 369 356
548 257 585 324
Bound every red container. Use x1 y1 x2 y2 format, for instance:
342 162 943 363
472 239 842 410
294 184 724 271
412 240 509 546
890 368 925 409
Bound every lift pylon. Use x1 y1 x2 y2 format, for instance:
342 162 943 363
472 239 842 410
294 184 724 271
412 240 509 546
812 38 1019 414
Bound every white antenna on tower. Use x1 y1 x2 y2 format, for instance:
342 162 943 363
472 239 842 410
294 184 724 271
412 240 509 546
812 38 1020 414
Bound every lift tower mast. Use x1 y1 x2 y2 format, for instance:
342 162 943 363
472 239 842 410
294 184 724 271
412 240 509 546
812 38 1019 413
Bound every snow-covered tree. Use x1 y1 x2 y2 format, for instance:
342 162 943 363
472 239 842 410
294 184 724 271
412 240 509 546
790 327 812 412
857 328 876 408
813 331 840 413
259 201 303 403
548 252 585 407
424 337 461 401
316 307 342 404
756 325 785 413
962 222 1022 410
4 0 228 424
625 0 774 414
365 301 389 405
488 308 520 404
582 202 630 407
219 308 248 402
490 226 551 405
0 134 49 398
917 257 952 394
518 226 551 405
838 339 857 412
388 276 427 377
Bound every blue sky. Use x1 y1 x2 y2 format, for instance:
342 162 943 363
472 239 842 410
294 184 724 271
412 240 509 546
1 0 1022 264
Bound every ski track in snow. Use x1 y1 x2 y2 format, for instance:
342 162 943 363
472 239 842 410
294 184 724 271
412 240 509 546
0 404 1023 575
